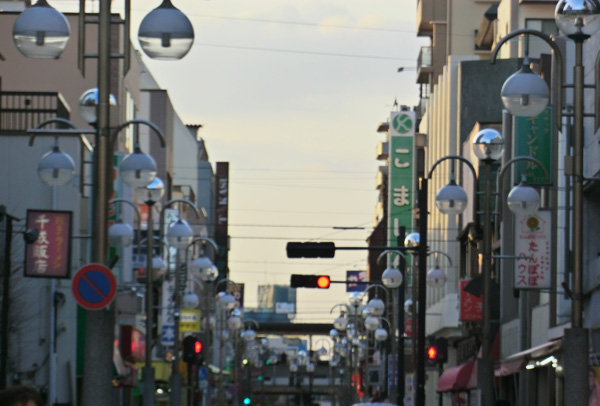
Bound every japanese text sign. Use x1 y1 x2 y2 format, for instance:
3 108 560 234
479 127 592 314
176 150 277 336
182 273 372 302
515 107 552 185
514 211 552 289
460 280 482 322
388 111 415 267
24 209 72 278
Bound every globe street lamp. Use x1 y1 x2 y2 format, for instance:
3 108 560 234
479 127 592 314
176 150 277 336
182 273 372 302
491 6 598 404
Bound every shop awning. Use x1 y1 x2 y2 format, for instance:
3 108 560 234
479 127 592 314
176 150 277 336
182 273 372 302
495 359 527 377
437 360 477 392
505 339 562 361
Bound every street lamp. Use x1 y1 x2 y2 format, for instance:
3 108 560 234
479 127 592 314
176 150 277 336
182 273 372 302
13 2 196 404
491 5 600 404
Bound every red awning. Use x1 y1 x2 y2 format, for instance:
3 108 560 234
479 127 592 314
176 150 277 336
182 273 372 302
436 360 477 392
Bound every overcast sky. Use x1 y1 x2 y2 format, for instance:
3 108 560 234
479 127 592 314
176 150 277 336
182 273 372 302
59 0 426 323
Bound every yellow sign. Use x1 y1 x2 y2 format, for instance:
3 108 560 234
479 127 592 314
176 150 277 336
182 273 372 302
179 310 201 333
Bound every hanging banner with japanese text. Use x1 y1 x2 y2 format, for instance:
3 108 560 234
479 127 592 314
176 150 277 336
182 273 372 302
24 209 72 278
346 270 367 292
514 106 552 185
387 111 415 271
460 280 482 321
514 211 552 289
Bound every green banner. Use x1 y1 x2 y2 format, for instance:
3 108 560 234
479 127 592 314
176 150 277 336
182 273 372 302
514 106 552 185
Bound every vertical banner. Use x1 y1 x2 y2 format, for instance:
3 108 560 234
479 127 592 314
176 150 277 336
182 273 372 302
24 210 72 278
459 280 483 321
514 106 552 185
346 270 367 292
514 211 552 289
387 111 415 271
215 162 229 280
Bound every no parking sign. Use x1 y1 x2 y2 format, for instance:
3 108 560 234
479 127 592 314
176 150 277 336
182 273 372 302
72 263 117 310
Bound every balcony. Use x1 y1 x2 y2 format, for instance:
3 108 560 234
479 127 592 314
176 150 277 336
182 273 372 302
417 0 447 36
417 46 434 84
0 91 70 134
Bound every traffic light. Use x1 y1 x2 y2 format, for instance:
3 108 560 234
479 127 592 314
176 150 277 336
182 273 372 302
290 274 331 289
425 337 448 366
286 242 336 258
182 335 202 363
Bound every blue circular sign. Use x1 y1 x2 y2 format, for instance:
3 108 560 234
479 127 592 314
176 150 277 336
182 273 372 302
72 263 117 310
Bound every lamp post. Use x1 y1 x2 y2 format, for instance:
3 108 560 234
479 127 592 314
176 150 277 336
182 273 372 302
13 2 195 405
171 236 218 406
492 3 600 404
411 133 548 406
376 249 405 404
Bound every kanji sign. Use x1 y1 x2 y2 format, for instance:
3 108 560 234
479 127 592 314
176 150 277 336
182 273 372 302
460 280 482 321
179 309 201 333
72 263 117 310
24 209 72 278
514 211 552 289
388 111 415 271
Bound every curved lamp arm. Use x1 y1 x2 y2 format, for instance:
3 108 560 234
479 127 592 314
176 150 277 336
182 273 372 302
330 303 351 314
496 156 550 229
159 198 202 242
428 155 479 227
28 117 95 151
243 319 260 330
213 277 240 294
362 283 390 300
185 236 219 253
109 198 142 257
376 249 408 267
490 28 563 132
428 250 453 268
110 118 166 148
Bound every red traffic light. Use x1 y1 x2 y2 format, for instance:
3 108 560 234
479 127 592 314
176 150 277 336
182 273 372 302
427 346 437 359
194 341 202 354
316 275 331 289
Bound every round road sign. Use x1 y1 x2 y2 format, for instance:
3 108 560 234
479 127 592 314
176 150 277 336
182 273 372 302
72 263 117 310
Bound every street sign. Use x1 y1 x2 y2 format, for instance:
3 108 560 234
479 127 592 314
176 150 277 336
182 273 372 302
71 263 117 310
161 324 175 346
198 366 208 381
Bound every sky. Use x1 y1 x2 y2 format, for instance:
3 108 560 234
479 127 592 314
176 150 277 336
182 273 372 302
58 0 427 324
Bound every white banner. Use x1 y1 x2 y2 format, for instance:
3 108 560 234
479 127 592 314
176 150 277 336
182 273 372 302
514 211 552 289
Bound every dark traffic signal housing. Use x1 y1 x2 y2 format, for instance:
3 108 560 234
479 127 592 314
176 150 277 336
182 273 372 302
286 242 336 258
290 274 331 289
182 335 203 364
425 337 448 366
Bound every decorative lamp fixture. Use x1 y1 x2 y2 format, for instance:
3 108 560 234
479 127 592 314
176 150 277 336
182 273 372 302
473 128 504 161
426 266 447 288
507 179 541 215
120 145 157 188
289 362 299 373
108 220 134 247
12 0 70 59
374 327 388 342
136 177 165 205
333 315 348 331
382 266 403 288
166 218 194 248
227 314 243 331
404 298 414 314
182 292 200 309
329 328 339 339
501 64 550 117
404 232 420 248
38 143 76 186
367 297 385 316
555 0 600 37
138 0 195 60
216 291 236 310
364 315 380 332
78 88 117 126
436 178 468 215
243 328 257 342
152 255 167 274
191 256 218 282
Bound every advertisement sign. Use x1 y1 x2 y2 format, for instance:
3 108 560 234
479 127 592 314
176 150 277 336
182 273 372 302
24 209 72 278
514 107 552 185
460 280 483 321
514 211 552 289
179 309 201 333
387 111 415 268
346 270 367 292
